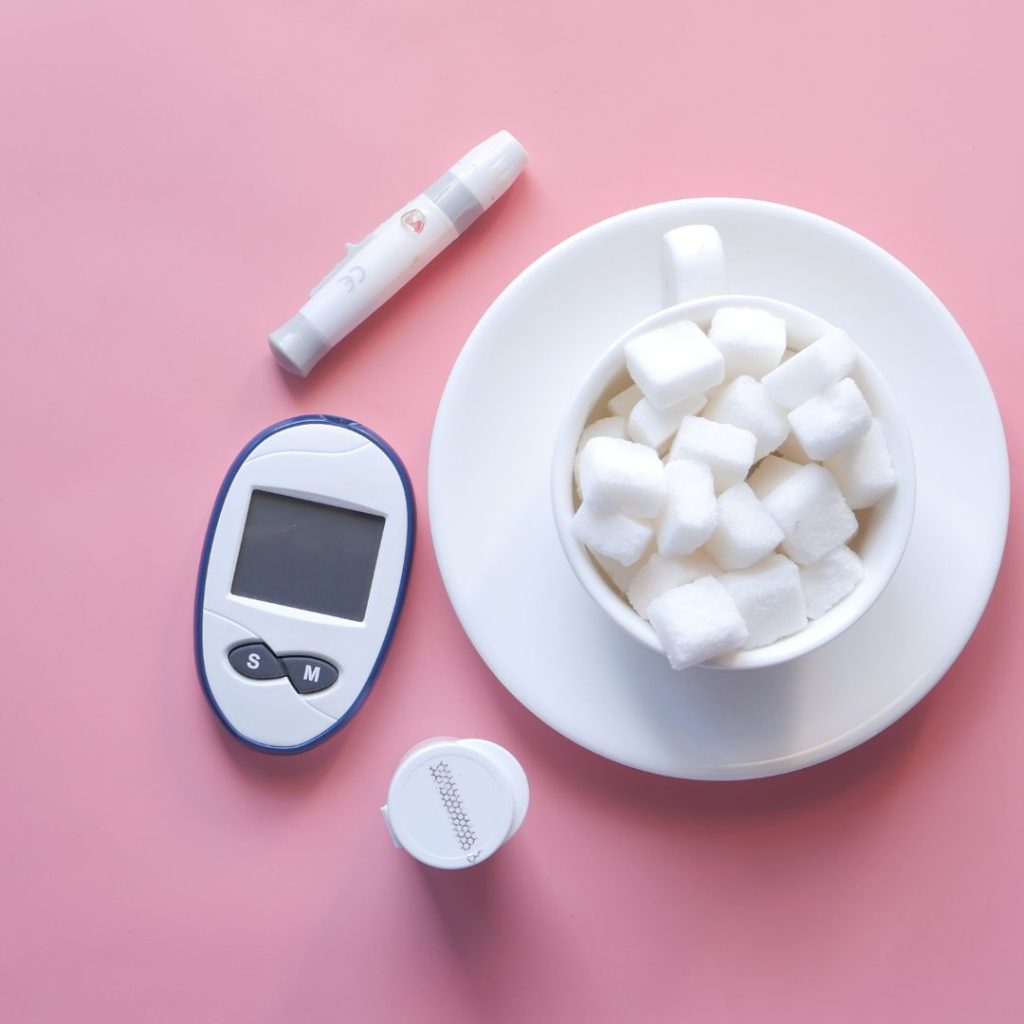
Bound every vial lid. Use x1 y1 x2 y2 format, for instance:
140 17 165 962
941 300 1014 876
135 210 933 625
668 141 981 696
384 741 517 869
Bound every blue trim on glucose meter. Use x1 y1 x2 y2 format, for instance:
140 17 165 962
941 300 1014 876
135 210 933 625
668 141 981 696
194 415 416 755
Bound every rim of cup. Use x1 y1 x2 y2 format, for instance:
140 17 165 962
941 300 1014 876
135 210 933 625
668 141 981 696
551 294 917 670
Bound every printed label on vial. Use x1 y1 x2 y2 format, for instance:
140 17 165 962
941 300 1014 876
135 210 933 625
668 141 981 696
428 759 481 864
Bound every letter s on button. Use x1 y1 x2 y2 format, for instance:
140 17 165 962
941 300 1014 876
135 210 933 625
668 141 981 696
228 643 286 680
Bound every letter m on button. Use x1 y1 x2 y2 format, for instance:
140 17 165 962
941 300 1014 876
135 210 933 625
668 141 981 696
303 664 321 684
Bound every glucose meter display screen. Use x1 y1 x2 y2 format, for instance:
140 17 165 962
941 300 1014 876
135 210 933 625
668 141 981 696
231 490 386 621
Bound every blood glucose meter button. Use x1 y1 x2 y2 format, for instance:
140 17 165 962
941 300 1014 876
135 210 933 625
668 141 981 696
282 656 339 694
228 643 286 680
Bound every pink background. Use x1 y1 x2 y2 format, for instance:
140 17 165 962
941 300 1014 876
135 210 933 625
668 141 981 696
2 1 1021 1021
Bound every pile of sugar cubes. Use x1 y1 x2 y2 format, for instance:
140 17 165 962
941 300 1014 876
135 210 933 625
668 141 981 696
572 307 897 670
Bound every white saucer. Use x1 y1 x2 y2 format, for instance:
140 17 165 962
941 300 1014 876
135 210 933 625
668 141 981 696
428 199 1009 780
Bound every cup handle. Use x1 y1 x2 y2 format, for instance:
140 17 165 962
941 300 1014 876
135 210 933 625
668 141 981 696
661 225 727 308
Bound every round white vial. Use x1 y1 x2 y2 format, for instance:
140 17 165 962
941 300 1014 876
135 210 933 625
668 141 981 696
381 738 529 869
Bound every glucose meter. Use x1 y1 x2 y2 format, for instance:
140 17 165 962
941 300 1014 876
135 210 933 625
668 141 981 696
195 415 414 753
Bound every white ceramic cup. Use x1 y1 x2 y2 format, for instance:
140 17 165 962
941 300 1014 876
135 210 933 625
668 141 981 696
551 292 916 670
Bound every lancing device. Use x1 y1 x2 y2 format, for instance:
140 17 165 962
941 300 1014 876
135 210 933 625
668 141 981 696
269 130 528 376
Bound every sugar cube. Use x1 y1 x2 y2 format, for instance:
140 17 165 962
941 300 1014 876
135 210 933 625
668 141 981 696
761 464 858 565
579 436 666 517
788 377 871 461
627 392 707 451
708 307 787 379
627 550 718 620
657 459 717 556
825 419 897 509
593 550 648 595
799 546 864 619
747 455 802 501
720 555 808 649
762 328 858 409
776 430 812 463
608 384 642 418
669 415 757 492
661 225 726 305
574 416 627 488
703 375 790 460
625 320 724 410
705 482 785 571
647 577 749 670
572 503 654 566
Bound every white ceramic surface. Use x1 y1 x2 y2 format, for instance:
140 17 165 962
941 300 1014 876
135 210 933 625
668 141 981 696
552 295 916 670
428 198 1009 780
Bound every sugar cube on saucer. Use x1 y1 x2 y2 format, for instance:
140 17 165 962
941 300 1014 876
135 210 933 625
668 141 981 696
625 321 724 410
747 454 802 500
825 419 897 509
799 545 864 619
647 576 748 670
657 458 717 556
708 307 787 379
628 393 707 451
788 377 872 460
593 551 647 593
776 431 813 463
607 384 642 418
627 550 718 619
761 464 857 565
578 436 666 517
572 502 654 566
704 374 790 460
669 416 757 493
762 328 858 409
705 482 785 571
574 416 627 488
720 554 808 648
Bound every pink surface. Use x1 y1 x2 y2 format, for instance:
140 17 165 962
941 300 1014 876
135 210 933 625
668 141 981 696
1 1 1021 1020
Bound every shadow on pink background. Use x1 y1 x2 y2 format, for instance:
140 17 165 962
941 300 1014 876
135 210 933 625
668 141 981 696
1 1 1020 1021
